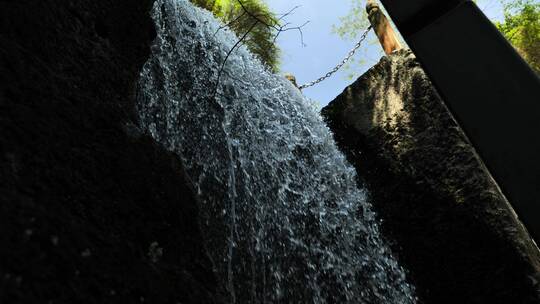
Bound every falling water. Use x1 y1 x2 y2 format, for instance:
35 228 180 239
136 0 416 303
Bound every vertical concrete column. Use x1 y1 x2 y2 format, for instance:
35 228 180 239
366 0 402 55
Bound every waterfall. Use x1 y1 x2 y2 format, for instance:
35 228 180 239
136 0 416 303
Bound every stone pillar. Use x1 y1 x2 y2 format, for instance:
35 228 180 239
366 0 402 55
322 49 540 304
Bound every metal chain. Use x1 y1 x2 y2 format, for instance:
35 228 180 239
298 25 373 90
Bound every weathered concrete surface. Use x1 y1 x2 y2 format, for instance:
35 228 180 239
0 0 219 303
323 49 540 304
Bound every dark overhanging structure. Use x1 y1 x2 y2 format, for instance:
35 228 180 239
378 0 540 243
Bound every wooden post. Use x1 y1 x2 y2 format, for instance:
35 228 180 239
366 0 402 55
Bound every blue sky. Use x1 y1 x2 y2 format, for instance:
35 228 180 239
266 0 506 106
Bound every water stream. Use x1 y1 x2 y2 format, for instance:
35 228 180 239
136 0 416 302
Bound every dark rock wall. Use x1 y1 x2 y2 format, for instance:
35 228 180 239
0 0 219 303
323 50 540 304
3 0 539 302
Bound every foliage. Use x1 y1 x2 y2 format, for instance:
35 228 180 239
331 0 392 79
191 0 280 71
334 0 540 76
495 0 540 73
333 0 370 41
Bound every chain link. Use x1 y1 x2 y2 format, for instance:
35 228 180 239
298 25 373 90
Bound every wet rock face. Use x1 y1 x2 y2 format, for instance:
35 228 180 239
323 49 540 304
0 0 218 303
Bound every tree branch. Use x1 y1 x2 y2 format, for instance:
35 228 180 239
213 19 260 98
212 0 310 96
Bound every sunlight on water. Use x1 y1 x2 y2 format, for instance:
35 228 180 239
136 0 416 302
